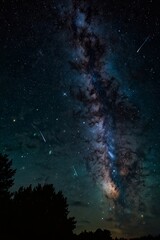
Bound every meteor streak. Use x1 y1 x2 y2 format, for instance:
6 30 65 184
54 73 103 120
137 35 150 53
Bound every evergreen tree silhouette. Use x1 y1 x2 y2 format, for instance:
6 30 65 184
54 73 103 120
0 153 16 201
0 153 16 237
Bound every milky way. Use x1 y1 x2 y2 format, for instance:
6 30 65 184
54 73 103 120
64 0 143 206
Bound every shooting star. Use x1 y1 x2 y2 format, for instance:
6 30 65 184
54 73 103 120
72 165 78 177
31 123 47 143
39 130 47 143
137 35 150 53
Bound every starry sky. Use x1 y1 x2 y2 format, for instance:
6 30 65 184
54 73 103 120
0 0 160 238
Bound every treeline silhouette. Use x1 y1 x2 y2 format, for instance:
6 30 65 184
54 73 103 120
0 153 159 239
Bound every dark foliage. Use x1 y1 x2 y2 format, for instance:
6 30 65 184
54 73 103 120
0 154 76 239
9 184 76 238
0 153 16 200
76 228 112 240
0 154 16 237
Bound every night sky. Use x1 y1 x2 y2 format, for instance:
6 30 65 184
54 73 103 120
0 0 160 238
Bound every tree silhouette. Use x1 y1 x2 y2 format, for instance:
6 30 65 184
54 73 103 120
0 153 16 201
10 184 76 238
77 228 112 240
78 230 94 240
0 154 16 237
94 228 112 240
